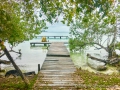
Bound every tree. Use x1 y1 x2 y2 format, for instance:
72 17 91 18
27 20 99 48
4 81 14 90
0 0 47 86
1 41 30 85
39 0 114 25
0 0 116 85
0 0 47 45
39 0 118 57
39 0 120 64
69 1 120 61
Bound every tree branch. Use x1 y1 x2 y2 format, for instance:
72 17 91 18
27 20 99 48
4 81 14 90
87 53 120 65
87 53 108 64
93 42 108 52
80 42 108 52
0 60 11 64
0 53 5 58
9 49 21 54
0 49 21 58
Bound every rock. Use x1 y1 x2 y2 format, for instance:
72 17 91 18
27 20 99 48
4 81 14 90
115 49 120 55
5 70 36 77
87 62 107 71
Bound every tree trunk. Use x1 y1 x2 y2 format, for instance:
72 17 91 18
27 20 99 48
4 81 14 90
3 47 30 86
107 25 117 58
108 48 113 58
107 45 116 59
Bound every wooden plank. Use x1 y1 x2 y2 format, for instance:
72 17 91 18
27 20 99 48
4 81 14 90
30 42 68 46
30 42 51 46
47 42 70 57
30 42 51 44
36 84 77 87
33 42 77 89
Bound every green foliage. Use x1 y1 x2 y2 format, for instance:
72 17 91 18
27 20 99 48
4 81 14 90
69 3 117 52
0 43 5 50
40 0 114 25
69 38 87 52
0 0 115 46
0 0 47 46
115 42 120 50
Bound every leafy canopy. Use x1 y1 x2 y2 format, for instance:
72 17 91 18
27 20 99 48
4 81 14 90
39 0 114 25
69 1 119 52
39 0 116 52
0 0 115 46
0 0 47 46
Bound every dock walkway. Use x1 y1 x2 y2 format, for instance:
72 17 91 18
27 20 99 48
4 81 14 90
30 42 68 46
33 42 78 89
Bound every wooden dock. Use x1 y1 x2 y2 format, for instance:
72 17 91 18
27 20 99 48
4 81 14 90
36 36 69 39
33 42 78 89
30 42 51 46
30 42 68 46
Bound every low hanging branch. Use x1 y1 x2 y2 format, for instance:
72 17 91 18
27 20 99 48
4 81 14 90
9 49 21 54
78 42 108 52
87 53 120 65
0 59 11 64
92 42 108 52
87 53 108 64
0 53 5 58
0 49 21 58
9 45 21 54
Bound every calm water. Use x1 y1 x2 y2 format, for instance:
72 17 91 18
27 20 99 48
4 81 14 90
1 23 119 74
1 23 69 73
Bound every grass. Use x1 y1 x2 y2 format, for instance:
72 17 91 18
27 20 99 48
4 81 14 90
1 69 120 90
0 74 38 90
73 68 120 89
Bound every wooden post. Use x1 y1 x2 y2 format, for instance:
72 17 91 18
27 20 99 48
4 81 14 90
38 64 40 73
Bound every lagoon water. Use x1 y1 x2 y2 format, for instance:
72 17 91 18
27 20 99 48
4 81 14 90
1 23 69 74
1 23 119 74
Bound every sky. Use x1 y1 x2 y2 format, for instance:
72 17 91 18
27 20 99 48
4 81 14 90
45 22 70 33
